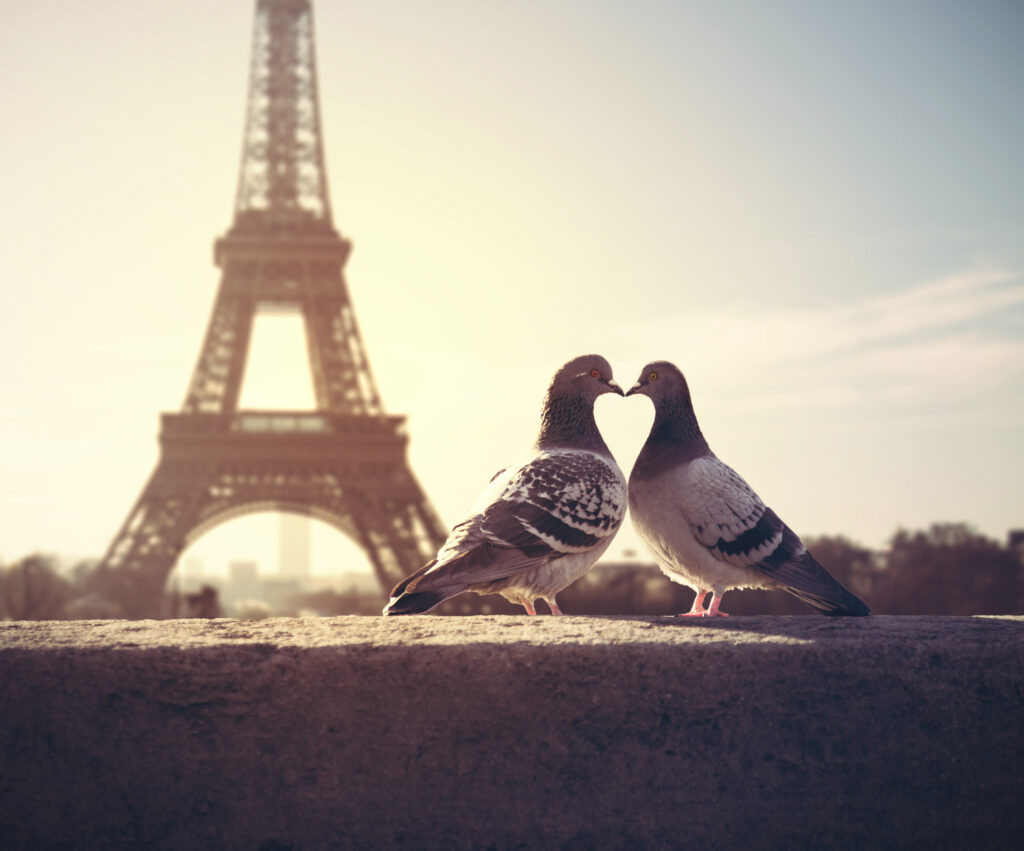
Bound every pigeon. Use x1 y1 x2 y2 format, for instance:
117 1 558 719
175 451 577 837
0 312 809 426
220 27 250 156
383 354 628 616
625 361 869 617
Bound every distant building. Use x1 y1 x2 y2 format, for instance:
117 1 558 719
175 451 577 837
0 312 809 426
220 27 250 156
184 585 222 619
180 556 205 585
335 571 380 595
229 560 260 602
261 577 304 615
279 513 312 578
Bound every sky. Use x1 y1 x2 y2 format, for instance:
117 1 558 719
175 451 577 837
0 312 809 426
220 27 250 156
1 0 1022 578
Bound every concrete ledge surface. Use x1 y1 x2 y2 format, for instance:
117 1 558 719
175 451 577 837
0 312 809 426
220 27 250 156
2 615 1023 850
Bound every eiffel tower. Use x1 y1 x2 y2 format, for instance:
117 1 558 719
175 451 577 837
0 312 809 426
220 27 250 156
93 0 447 617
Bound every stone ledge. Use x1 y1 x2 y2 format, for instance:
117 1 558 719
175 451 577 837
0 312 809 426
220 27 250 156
2 615 1023 850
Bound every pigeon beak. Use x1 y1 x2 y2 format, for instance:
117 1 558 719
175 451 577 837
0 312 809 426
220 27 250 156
624 381 643 397
606 379 625 397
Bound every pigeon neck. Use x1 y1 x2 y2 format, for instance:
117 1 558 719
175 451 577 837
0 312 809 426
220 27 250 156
536 392 611 455
648 393 709 458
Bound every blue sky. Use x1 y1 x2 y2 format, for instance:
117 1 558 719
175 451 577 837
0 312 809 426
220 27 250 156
1 0 1021 573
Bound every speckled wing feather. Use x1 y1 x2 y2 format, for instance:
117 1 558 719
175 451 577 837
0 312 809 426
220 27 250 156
479 449 625 556
402 449 625 595
679 456 868 613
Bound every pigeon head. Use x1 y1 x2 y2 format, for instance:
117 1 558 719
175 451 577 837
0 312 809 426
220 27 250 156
625 360 689 401
625 360 709 455
536 354 622 454
553 354 625 400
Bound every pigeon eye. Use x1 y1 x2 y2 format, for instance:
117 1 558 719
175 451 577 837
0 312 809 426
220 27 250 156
589 369 600 378
649 372 659 381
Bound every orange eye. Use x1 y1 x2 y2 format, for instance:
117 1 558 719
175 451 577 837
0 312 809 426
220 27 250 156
589 369 600 378
648 372 658 381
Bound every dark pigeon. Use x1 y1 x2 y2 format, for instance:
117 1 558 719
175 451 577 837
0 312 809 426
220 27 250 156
383 355 627 616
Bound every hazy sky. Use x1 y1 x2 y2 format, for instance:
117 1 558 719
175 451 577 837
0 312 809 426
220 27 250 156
2 0 1022 576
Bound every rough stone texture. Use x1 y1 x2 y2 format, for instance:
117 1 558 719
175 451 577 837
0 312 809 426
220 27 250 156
1 615 1022 850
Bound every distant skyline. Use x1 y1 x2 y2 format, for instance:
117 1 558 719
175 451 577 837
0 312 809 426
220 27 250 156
1 0 1022 576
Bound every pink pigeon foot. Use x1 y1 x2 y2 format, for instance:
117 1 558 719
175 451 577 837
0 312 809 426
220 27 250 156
547 600 563 616
705 593 729 617
520 599 537 615
676 590 708 617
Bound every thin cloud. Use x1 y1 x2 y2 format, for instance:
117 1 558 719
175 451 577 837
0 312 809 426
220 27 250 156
626 268 1024 421
820 268 1023 355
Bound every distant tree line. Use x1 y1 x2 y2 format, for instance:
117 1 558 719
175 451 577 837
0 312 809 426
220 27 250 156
1 522 1022 620
590 523 1021 618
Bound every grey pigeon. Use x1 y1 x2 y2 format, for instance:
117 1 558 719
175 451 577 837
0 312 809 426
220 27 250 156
383 354 627 616
625 361 869 617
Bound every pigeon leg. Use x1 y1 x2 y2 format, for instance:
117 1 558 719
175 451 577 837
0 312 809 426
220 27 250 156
705 590 729 617
546 598 563 616
677 590 708 617
520 598 537 616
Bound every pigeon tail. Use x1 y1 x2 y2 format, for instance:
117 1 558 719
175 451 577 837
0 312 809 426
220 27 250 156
383 589 449 616
778 553 871 617
382 544 510 615
383 559 446 615
784 586 871 617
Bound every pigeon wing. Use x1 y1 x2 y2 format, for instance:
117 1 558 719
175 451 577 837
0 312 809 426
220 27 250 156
411 449 625 592
481 449 625 554
682 456 785 566
680 456 868 614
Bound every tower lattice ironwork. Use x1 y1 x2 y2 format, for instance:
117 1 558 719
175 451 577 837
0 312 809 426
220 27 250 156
94 0 446 616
